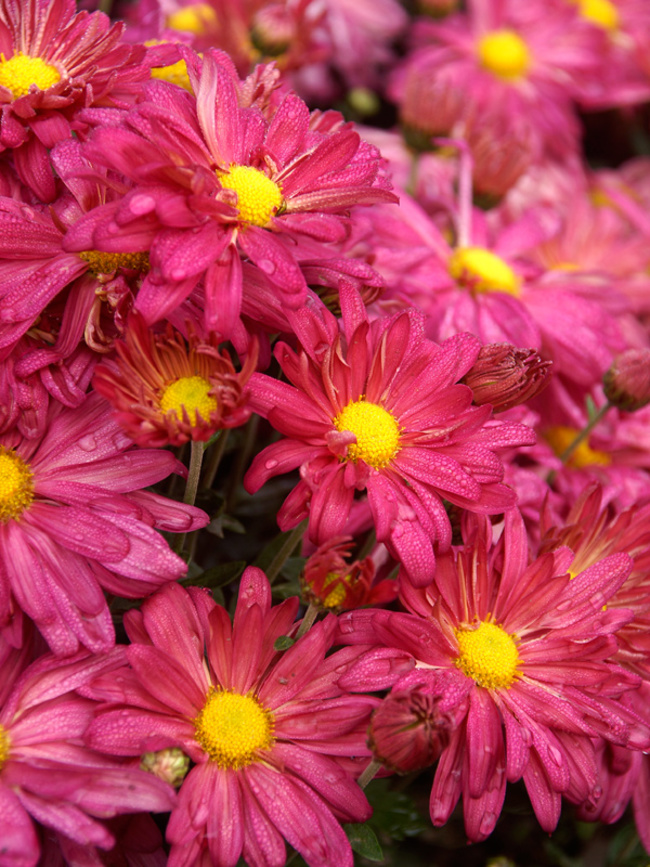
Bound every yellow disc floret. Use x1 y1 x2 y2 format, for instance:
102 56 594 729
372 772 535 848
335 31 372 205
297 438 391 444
0 724 10 770
194 688 274 769
576 0 620 31
322 574 350 609
477 30 531 81
151 59 193 91
79 251 150 277
455 620 520 689
545 425 611 468
159 375 218 426
219 165 283 228
166 3 218 34
0 447 34 523
334 399 401 468
449 246 521 296
0 52 61 99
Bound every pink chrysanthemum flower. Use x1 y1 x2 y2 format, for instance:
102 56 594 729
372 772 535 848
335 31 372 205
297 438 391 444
244 286 535 588
93 312 258 447
0 0 147 201
0 391 208 655
338 509 650 841
64 49 396 338
0 642 175 867
85 571 377 867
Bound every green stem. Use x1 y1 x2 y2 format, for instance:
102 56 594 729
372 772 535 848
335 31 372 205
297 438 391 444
558 402 612 465
295 602 319 640
202 429 230 491
265 518 308 584
174 440 206 556
358 759 383 790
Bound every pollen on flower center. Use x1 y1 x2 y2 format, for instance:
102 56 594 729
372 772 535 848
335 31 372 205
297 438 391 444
544 425 611 468
0 447 34 523
0 52 61 99
166 3 218 33
193 688 274 769
79 250 150 277
322 573 350 609
477 30 531 81
0 724 10 770
334 399 401 468
576 0 620 31
159 376 218 425
449 247 521 297
219 165 283 228
455 620 520 689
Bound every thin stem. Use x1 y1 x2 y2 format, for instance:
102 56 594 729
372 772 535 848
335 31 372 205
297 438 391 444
558 402 611 465
295 603 319 640
174 440 206 556
225 414 259 512
357 759 383 790
265 518 309 584
202 429 230 491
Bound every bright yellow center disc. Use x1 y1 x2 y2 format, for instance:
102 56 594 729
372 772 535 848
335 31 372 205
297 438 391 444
194 689 274 769
0 448 34 522
477 30 531 81
219 165 283 228
79 250 150 277
159 375 218 426
0 52 61 99
334 399 401 468
455 620 520 689
449 246 521 296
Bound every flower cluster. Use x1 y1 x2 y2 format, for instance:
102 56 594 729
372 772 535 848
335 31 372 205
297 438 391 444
2 0 650 865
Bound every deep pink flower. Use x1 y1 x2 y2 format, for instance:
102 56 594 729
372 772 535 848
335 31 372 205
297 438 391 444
64 49 396 340
0 0 147 200
0 391 208 655
244 286 535 587
338 509 650 841
85 570 377 867
0 643 175 867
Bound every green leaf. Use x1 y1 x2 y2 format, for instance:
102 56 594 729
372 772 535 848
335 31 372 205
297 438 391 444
344 823 383 862
365 779 428 842
184 560 246 590
273 635 295 651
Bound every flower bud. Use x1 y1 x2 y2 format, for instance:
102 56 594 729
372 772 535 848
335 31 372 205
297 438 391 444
461 343 551 412
603 348 650 412
251 6 295 56
141 748 190 788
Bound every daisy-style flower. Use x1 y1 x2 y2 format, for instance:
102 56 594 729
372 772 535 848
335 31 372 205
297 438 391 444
64 49 396 339
93 312 258 448
244 285 535 588
0 643 175 867
0 0 147 201
338 508 650 841
85 570 377 867
0 391 208 656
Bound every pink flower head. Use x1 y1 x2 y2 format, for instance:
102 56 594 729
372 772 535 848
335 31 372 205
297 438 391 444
338 509 650 841
0 391 208 655
0 0 147 200
65 49 396 340
85 570 377 867
0 646 175 867
244 286 535 588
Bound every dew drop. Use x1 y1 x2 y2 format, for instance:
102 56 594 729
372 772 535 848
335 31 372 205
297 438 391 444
78 435 97 452
265 459 278 470
479 811 496 836
258 259 276 275
338 620 354 635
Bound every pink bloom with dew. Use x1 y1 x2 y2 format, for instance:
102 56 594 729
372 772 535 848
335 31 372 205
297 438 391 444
244 286 535 588
0 642 175 867
65 49 396 341
85 570 377 867
0 391 208 656
338 509 650 841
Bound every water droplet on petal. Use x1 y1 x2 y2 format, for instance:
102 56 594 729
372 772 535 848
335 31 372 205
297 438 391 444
258 259 276 275
265 459 278 470
78 435 97 452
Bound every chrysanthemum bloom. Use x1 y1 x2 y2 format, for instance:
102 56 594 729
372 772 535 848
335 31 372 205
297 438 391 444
461 343 551 412
64 49 396 339
337 509 650 841
85 571 377 867
0 644 176 867
244 286 535 588
300 536 397 612
0 392 208 655
0 0 147 201
93 312 258 448
0 139 149 365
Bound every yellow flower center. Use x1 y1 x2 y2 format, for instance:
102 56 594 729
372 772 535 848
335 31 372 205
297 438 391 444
449 246 521 296
166 3 218 33
219 165 283 228
79 250 150 277
455 620 520 689
193 688 274 769
0 448 34 523
576 0 620 30
477 30 531 81
334 399 401 469
159 375 218 426
322 573 350 609
0 52 61 99
545 426 611 468
151 59 193 92
0 724 9 770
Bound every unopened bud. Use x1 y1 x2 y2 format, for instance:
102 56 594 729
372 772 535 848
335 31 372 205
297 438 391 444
603 348 650 412
141 748 190 787
462 343 551 412
251 5 295 56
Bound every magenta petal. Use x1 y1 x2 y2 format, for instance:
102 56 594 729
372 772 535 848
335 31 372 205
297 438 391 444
0 783 39 867
127 645 206 716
